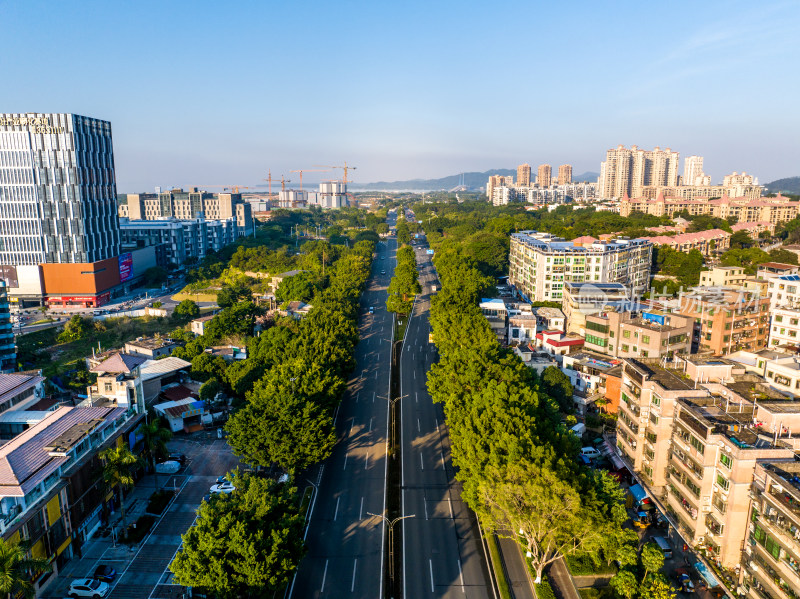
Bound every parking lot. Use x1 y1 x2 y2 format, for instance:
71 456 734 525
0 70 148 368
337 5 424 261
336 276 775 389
43 435 242 599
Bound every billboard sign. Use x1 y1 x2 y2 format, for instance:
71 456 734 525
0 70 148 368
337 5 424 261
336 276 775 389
118 253 133 282
0 265 18 288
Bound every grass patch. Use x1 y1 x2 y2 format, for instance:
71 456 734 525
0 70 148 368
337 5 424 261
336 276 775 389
394 316 408 342
123 514 156 545
30 318 55 325
146 490 175 515
485 534 512 599
17 315 178 377
536 576 557 599
173 291 219 303
566 553 617 576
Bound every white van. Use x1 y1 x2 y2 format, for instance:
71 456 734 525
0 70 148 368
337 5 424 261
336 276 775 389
580 447 601 459
570 423 586 438
652 536 672 559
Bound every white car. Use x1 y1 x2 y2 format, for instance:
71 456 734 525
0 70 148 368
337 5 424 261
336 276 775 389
580 447 602 460
154 460 181 474
69 578 110 598
210 481 236 494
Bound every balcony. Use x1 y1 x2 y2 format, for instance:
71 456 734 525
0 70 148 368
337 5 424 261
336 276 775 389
668 483 699 520
750 542 800 599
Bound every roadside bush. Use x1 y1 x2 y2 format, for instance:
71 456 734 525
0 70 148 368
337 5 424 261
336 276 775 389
536 576 557 599
124 514 156 544
146 490 175 515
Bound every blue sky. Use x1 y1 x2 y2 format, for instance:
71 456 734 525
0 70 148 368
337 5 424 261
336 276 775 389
2 0 798 191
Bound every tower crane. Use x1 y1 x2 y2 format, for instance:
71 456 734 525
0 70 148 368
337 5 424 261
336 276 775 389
263 170 292 196
313 161 357 184
290 168 330 191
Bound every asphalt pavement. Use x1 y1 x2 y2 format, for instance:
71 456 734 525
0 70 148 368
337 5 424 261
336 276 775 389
399 239 494 599
290 234 397 599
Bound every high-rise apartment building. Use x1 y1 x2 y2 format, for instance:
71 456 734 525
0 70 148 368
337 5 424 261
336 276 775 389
0 113 122 306
599 145 679 199
517 163 531 187
683 155 708 186
508 231 652 302
486 175 514 202
723 171 757 187
557 164 572 185
536 164 552 188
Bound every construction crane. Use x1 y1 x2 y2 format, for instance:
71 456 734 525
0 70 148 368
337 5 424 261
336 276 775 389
313 161 357 184
290 168 330 191
263 170 292 195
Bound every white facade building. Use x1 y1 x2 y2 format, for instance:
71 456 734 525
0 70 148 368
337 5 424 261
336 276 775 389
508 231 652 302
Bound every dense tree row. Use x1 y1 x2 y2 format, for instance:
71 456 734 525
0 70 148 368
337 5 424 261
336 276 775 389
386 245 421 315
425 246 671 594
224 240 374 474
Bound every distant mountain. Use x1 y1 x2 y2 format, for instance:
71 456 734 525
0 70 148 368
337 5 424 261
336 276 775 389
352 168 599 191
573 171 599 183
350 169 515 191
765 176 800 194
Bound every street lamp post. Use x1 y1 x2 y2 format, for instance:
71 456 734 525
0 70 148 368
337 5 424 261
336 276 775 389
367 512 415 584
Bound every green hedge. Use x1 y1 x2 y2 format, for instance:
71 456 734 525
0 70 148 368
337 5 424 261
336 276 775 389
566 552 617 576
536 576 557 599
485 534 512 599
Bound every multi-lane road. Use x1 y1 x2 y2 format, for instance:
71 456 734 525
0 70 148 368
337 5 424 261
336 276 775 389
400 240 494 598
290 232 398 598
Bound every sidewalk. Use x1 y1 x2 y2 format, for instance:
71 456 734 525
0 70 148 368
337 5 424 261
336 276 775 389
42 473 189 598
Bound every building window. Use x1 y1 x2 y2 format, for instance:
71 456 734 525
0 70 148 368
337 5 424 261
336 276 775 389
621 344 629 352
716 473 730 491
623 330 631 339
651 394 661 407
641 335 650 344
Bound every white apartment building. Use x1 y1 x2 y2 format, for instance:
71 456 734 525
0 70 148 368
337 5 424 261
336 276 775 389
768 306 800 350
767 274 800 309
509 231 652 302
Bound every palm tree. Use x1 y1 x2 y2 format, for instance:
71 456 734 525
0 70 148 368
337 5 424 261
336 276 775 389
0 538 51 599
100 445 139 532
139 419 172 489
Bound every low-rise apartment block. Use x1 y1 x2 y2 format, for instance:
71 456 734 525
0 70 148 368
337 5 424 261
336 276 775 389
767 274 800 309
677 288 770 355
562 282 634 336
620 193 798 224
700 266 747 288
615 357 800 570
583 310 693 359
743 460 800 598
509 231 652 303
642 229 731 257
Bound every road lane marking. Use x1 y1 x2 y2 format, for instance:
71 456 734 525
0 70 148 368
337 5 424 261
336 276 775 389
343 452 348 470
321 560 329 593
448 496 454 519
420 453 424 470
356 392 359 403
415 391 418 403
359 496 364 520
424 499 428 520
334 497 340 521
369 417 372 432
365 449 369 469
458 559 465 593
429 559 435 592
417 418 420 433
414 369 415 380
435 418 440 433
350 422 355 437
373 392 376 403
441 451 445 470
351 559 358 592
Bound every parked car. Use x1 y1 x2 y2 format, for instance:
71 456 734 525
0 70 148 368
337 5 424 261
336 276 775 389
216 475 229 485
154 460 181 474
167 452 187 465
580 447 602 459
210 481 236 494
381 270 386 274
93 565 116 583
68 578 110 598
369 306 374 314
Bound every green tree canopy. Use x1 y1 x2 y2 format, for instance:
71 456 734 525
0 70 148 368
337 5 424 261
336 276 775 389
217 284 253 308
174 299 200 319
170 473 305 599
275 271 321 304
0 538 51 599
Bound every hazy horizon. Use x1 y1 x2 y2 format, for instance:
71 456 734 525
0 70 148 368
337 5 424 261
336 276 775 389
3 0 799 191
